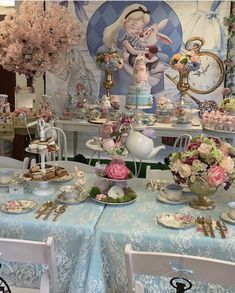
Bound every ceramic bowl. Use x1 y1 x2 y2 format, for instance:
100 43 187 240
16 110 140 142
60 185 80 199
0 169 14 184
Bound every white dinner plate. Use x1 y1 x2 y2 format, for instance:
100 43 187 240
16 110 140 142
157 213 195 229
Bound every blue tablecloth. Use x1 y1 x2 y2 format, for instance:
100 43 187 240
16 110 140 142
85 177 235 293
0 173 104 293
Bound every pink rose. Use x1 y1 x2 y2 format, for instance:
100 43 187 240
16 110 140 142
220 156 234 173
207 166 226 187
106 162 130 180
198 143 212 156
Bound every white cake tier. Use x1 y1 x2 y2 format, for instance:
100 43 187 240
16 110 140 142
128 84 151 95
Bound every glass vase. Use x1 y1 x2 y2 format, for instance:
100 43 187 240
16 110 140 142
188 180 217 210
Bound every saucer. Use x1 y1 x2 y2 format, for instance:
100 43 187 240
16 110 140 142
157 191 187 205
56 193 87 205
220 211 235 225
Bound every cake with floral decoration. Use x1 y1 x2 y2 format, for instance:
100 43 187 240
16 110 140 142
125 55 152 109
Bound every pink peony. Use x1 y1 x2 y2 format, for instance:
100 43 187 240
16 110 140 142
207 166 226 187
106 162 130 180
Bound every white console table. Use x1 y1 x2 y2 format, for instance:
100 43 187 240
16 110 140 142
55 119 203 158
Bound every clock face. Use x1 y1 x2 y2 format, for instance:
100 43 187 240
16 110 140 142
188 52 225 94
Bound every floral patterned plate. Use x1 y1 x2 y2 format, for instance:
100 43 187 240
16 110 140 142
0 200 37 214
157 213 195 229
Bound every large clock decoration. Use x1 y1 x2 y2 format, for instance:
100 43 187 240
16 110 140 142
167 36 225 117
185 37 225 94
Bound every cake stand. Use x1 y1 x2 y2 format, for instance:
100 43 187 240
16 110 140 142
25 148 55 196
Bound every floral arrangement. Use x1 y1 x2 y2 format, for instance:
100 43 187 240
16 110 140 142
95 159 132 180
170 52 200 72
96 51 123 71
0 1 78 83
221 98 235 113
169 135 235 190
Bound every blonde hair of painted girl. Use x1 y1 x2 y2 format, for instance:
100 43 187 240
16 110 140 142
103 4 150 49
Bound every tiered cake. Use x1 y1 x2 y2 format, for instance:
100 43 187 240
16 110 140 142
125 55 152 109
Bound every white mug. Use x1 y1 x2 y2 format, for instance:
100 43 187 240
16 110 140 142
161 184 183 201
228 202 235 220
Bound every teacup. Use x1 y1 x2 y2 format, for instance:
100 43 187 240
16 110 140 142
0 169 14 184
228 202 235 220
161 184 183 202
60 185 79 199
92 136 102 144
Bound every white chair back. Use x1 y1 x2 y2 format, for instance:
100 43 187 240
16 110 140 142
0 156 30 170
44 127 68 161
173 134 192 153
0 236 59 293
125 244 235 293
50 160 95 173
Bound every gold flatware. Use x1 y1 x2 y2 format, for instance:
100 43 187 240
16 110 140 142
216 220 227 239
35 201 52 219
43 201 58 220
52 205 67 222
196 216 209 237
205 216 215 238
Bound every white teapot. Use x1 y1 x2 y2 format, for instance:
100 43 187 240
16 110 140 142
125 126 165 159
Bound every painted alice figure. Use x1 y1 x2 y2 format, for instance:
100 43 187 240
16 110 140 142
102 3 171 91
182 0 227 58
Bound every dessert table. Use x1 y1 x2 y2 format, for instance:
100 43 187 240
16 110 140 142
0 172 104 293
85 171 235 293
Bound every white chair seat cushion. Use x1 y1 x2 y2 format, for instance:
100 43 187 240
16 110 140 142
10 287 39 293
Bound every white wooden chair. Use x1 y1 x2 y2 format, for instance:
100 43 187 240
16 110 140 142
172 134 192 152
0 236 59 293
50 160 95 173
125 244 235 293
0 156 30 169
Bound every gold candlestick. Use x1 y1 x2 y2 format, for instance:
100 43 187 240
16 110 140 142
103 69 114 97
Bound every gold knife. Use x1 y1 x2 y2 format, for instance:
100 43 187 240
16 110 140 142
216 220 226 239
52 205 67 222
35 201 52 219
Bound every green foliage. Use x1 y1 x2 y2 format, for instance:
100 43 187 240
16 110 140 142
89 187 101 198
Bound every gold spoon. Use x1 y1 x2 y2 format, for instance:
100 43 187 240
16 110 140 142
196 216 209 237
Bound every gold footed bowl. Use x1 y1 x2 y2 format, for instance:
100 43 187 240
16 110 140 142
188 180 217 210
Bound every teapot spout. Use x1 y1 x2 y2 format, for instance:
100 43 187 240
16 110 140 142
145 145 166 159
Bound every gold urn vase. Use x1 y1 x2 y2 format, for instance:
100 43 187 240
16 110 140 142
188 180 217 210
177 69 190 94
103 69 114 97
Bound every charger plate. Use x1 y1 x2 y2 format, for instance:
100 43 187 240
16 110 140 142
0 200 37 214
157 213 195 229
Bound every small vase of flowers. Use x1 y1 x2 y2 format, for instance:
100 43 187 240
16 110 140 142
169 135 235 210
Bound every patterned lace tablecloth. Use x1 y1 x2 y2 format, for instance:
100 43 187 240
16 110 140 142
85 176 235 293
0 173 104 293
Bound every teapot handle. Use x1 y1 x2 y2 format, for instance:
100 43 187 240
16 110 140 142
119 123 133 133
